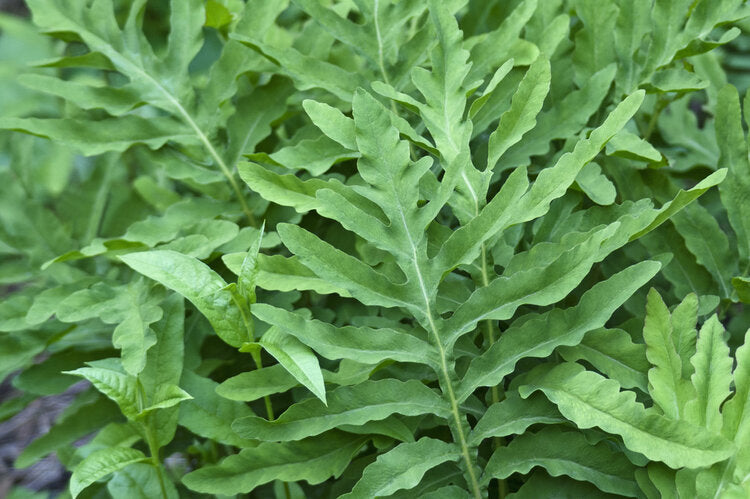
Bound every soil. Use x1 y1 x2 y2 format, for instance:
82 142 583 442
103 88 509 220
0 379 82 497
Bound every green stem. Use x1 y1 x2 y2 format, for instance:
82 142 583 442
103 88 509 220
644 94 673 141
480 243 500 407
263 393 276 421
373 0 399 117
248 350 276 420
480 242 507 499
414 262 481 498
84 155 114 243
438 367 482 499
244 328 276 421
171 103 256 226
120 55 255 225
63 22 256 224
144 419 169 499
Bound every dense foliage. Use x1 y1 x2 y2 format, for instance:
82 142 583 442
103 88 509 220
2 0 750 497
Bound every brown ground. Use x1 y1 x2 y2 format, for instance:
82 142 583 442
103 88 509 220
0 379 79 497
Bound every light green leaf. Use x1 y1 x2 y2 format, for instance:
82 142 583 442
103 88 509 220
303 99 356 150
614 0 650 94
435 164 529 273
456 261 659 401
237 221 264 305
445 224 618 344
468 59 514 119
54 281 162 375
70 447 147 498
224 251 351 297
0 116 195 155
142 384 192 413
199 0 288 116
248 135 359 176
140 294 184 398
512 90 644 223
164 0 205 77
647 68 709 93
469 393 564 446
238 161 378 218
722 329 750 443
292 0 424 77
260 326 326 404
108 463 178 499
226 78 294 166
410 0 472 163
575 162 616 205
182 432 368 494
501 64 617 168
643 288 694 419
605 130 664 164
670 292 699 380
717 85 750 272
487 57 550 170
643 0 692 74
252 303 439 368
519 362 735 469
65 361 139 420
338 416 415 442
119 250 249 347
178 370 256 448
466 0 538 83
205 0 233 29
558 328 649 392
232 380 450 441
341 438 461 498
217 364 298 402
686 315 732 432
483 427 639 497
629 169 727 241
573 0 618 86
277 223 414 309
232 33 363 101
18 73 142 115
672 202 735 297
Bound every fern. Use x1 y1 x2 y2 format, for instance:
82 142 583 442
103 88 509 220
592 290 750 498
186 2 729 496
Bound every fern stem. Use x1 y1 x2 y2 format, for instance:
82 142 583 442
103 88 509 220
144 418 170 499
373 0 399 116
249 347 276 421
480 243 501 406
643 94 673 141
123 58 256 225
84 156 114 243
373 0 389 88
480 241 508 499
430 315 482 499
171 103 256 226
411 257 481 497
397 205 481 496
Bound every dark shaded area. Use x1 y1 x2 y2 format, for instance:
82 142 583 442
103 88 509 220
0 379 84 497
0 0 28 16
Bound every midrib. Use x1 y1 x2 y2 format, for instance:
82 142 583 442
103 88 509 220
79 26 254 223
